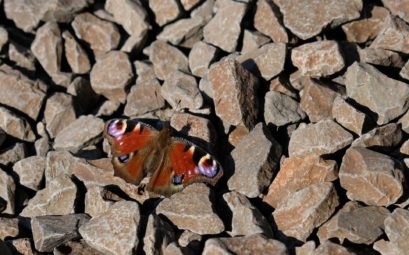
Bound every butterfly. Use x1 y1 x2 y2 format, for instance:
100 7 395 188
104 118 223 197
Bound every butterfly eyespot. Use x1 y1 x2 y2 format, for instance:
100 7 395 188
118 154 130 163
107 119 127 137
172 174 184 185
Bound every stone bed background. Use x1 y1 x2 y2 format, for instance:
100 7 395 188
0 0 409 254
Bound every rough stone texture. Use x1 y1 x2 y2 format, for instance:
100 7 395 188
351 123 402 149
20 175 76 217
401 60 409 80
181 0 200 11
149 40 189 80
339 147 405 206
208 58 259 130
13 156 45 191
191 0 214 22
300 79 340 122
202 234 288 255
189 41 217 77
8 43 36 71
32 214 90 252
158 17 204 46
345 62 409 125
0 106 35 142
178 230 202 247
0 66 46 120
170 113 217 145
269 77 298 99
238 42 286 80
398 110 409 133
254 0 288 43
54 115 104 153
79 201 140 255
0 168 15 215
370 15 409 54
311 241 356 255
0 217 19 240
273 182 339 242
149 0 181 26
84 186 114 218
0 143 27 166
223 191 273 237
156 184 224 235
332 96 369 135
292 40 345 77
374 208 409 255
264 91 305 127
203 0 248 52
317 201 390 245
53 240 104 255
62 31 91 74
44 92 76 138
358 47 405 68
228 123 282 198
241 30 271 54
0 26 7 52
273 0 362 40
6 238 36 255
72 13 120 54
264 154 338 208
90 51 133 103
289 119 353 157
96 100 120 117
143 214 176 255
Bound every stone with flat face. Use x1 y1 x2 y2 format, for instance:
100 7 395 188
254 0 288 42
149 0 181 26
370 15 409 54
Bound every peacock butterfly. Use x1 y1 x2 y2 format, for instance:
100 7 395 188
104 118 223 197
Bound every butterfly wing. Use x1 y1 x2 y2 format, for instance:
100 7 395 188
104 118 158 184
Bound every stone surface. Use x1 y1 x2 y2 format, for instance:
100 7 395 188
6 238 35 255
32 214 90 252
401 60 409 80
96 100 120 118
79 201 140 255
289 119 353 157
203 0 248 52
72 13 120 54
398 110 409 133
158 17 204 46
339 147 405 206
149 40 189 80
292 40 345 77
238 42 286 80
13 156 45 191
273 182 339 242
345 62 409 125
54 115 104 153
317 201 390 245
273 0 362 40
208 58 259 130
62 31 91 74
181 0 201 11
189 41 217 77
143 214 176 255
0 143 27 166
84 186 114 218
44 92 76 138
370 15 409 54
313 241 356 255
156 184 224 235
351 123 402 149
170 113 217 145
0 168 15 215
0 27 7 52
223 191 273 237
332 96 369 135
0 106 35 142
254 0 288 42
0 217 19 240
228 126 249 147
264 91 305 127
178 230 202 247
161 70 203 111
20 175 76 217
382 0 409 23
241 30 271 54
53 240 104 255
8 43 36 71
228 123 282 198
358 47 405 68
202 234 287 255
149 0 181 26
264 154 338 208
269 77 298 99
191 0 214 22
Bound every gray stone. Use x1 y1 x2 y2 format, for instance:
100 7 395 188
0 26 8 52
13 156 45 191
254 0 288 42
351 123 402 149
0 169 15 215
241 30 271 54
189 41 218 77
0 217 19 240
8 43 36 71
264 91 305 127
0 106 35 142
0 143 27 166
149 0 181 26
44 92 76 138
332 96 369 135
62 31 91 74
143 214 176 255
158 17 204 46
370 15 409 54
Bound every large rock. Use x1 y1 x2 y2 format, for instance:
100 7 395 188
0 217 19 240
13 156 45 191
143 214 176 255
382 0 409 23
157 17 204 46
370 15 409 54
149 0 181 26
351 123 402 150
332 96 370 135
0 169 15 214
189 41 218 77
254 0 288 42
124 79 165 116
0 106 35 142
62 31 91 74
44 92 76 138
264 91 305 127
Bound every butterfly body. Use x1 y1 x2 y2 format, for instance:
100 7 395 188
104 118 223 197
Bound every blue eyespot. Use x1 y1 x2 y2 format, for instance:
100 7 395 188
172 174 184 185
118 154 129 163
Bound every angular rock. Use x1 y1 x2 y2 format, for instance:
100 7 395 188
54 240 104 255
289 119 353 157
8 43 36 71
0 169 15 215
44 92 76 138
398 110 409 133
254 0 288 42
351 123 402 150
370 15 409 54
143 214 176 255
208 58 259 130
273 182 339 241
401 60 409 80
269 77 298 99
149 40 189 80
84 186 114 218
345 62 409 125
170 113 217 145
292 40 344 77
238 42 286 80
13 156 45 191
401 140 409 155
203 0 248 52
358 47 404 68
223 191 273 237
264 154 338 208
161 71 203 111
0 143 27 166
4 0 43 32
317 201 390 245
0 27 7 51
0 217 19 240
313 241 356 255
20 175 76 217
32 214 90 252
228 126 249 147
72 13 120 54
203 234 287 255
6 238 35 255
189 41 218 77
340 147 405 206
264 91 305 127
332 96 369 135
54 115 104 153
95 100 120 118
79 201 140 255
241 30 271 54
158 17 204 46
35 137 50 157
178 230 202 247
191 0 214 22
134 60 156 82
273 0 362 40
149 0 181 26
156 184 224 235
62 31 91 74
181 0 200 11
0 106 35 142
228 123 282 198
